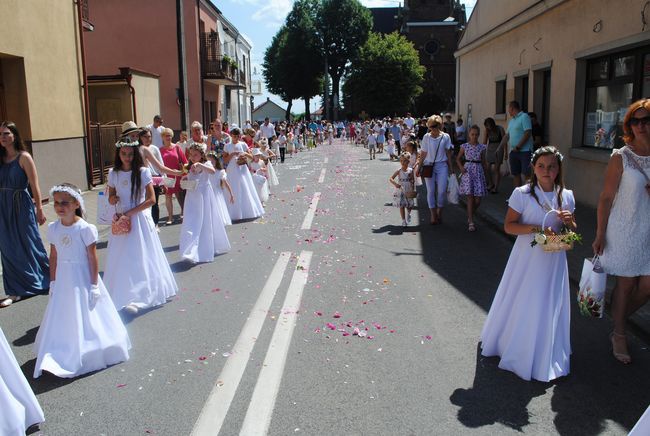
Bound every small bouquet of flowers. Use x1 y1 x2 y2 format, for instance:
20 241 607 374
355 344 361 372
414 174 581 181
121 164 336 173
530 210 582 252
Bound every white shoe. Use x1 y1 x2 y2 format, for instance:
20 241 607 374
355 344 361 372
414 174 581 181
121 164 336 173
402 220 408 227
124 303 139 314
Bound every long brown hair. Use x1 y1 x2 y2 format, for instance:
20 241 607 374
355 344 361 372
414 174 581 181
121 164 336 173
528 146 565 208
0 121 27 161
113 144 145 204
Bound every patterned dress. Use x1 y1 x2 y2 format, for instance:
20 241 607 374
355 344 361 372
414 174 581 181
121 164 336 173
459 142 487 196
392 168 415 208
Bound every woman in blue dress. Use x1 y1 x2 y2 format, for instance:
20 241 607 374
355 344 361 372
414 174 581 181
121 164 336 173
0 121 49 306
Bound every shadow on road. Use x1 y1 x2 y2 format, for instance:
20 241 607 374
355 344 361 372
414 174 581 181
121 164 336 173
12 326 39 347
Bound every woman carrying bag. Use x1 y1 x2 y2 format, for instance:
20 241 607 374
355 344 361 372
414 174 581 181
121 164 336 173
418 115 454 225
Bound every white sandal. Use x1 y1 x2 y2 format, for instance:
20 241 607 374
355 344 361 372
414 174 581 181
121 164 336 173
0 296 21 308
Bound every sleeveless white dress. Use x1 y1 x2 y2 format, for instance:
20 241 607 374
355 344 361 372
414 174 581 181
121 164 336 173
35 220 130 378
208 169 232 226
481 186 575 382
179 162 231 263
249 160 270 203
104 168 178 310
1 327 44 434
599 146 650 276
224 142 264 221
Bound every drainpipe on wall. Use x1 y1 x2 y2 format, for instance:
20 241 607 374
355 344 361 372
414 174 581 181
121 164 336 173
197 0 205 127
75 0 93 189
176 0 189 131
119 68 137 123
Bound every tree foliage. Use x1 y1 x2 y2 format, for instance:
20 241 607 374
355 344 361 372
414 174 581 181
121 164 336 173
343 32 425 117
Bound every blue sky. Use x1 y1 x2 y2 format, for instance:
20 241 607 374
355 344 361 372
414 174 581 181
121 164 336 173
211 0 477 114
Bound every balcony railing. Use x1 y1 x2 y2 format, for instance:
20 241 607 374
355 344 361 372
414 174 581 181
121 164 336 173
199 32 244 87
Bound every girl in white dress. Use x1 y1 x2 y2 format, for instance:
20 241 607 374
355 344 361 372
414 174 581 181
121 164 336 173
223 128 264 221
34 184 130 378
104 140 178 315
207 152 233 226
480 147 577 382
259 142 279 186
1 326 44 434
179 145 231 263
249 148 270 204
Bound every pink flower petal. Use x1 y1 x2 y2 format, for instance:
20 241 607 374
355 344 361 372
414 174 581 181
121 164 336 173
333 312 342 318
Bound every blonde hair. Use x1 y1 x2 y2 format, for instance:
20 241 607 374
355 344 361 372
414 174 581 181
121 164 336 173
162 127 174 137
427 115 443 129
623 99 650 144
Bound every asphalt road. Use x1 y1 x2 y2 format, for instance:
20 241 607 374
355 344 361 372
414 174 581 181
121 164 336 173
1 139 649 435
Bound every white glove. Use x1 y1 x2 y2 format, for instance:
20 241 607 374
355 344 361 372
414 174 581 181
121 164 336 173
89 283 101 309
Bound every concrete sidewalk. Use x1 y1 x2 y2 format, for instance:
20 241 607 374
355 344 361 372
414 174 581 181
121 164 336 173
460 176 650 340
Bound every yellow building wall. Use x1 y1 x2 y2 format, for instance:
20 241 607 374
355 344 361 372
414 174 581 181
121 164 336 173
0 0 84 140
132 74 161 126
456 0 650 206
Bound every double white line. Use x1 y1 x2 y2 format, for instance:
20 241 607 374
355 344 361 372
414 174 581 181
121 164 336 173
191 251 312 436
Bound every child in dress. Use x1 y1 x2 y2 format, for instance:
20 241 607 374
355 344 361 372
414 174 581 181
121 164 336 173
259 142 279 186
386 133 397 161
249 148 270 204
271 136 281 161
389 153 415 227
480 146 577 382
179 144 231 263
207 152 233 226
224 128 265 221
104 140 178 315
1 326 44 434
405 141 423 189
34 183 130 378
367 132 377 160
456 125 488 232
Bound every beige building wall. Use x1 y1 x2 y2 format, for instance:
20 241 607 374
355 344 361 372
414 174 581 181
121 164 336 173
132 74 161 127
1 0 87 192
455 0 649 206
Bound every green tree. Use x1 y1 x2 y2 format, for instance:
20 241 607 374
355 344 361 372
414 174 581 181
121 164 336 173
284 0 323 120
344 32 425 117
316 0 372 119
262 26 296 120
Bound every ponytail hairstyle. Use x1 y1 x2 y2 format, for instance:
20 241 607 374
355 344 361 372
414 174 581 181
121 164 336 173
528 146 565 209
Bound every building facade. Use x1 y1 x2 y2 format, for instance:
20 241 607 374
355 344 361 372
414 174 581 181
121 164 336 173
84 0 252 133
369 0 466 116
455 0 650 206
252 98 287 124
1 0 89 193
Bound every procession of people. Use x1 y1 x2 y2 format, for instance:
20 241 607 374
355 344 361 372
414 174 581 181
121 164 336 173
1 96 649 434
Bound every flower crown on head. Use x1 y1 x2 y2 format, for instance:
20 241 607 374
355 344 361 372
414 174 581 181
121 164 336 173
531 146 563 163
115 139 140 148
50 184 85 214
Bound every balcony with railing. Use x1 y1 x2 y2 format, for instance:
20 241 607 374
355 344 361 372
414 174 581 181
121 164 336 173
200 32 244 87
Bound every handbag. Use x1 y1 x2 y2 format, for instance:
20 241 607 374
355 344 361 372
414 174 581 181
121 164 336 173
97 188 113 225
421 135 443 178
577 256 607 318
111 202 131 236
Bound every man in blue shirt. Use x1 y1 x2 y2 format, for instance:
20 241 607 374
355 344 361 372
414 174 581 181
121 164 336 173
500 100 533 187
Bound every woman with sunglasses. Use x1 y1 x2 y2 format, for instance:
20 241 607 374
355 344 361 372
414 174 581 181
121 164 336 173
593 99 650 364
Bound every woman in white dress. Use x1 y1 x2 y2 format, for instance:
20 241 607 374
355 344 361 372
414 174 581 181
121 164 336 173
480 146 577 382
207 152 233 226
223 128 264 221
593 99 650 364
249 148 270 204
1 327 44 434
179 144 231 263
104 141 178 315
35 184 130 378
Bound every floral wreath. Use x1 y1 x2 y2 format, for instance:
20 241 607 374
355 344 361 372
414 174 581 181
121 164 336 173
50 185 85 214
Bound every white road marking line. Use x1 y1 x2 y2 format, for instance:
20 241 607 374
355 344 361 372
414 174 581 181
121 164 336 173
318 168 326 183
300 192 320 230
324 157 329 163
190 252 292 436
239 251 313 436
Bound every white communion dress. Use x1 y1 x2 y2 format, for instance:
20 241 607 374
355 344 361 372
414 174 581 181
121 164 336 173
1 327 45 434
261 150 280 186
249 159 270 203
480 185 575 382
34 219 130 378
224 141 264 221
208 169 232 226
103 167 178 310
179 162 231 263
